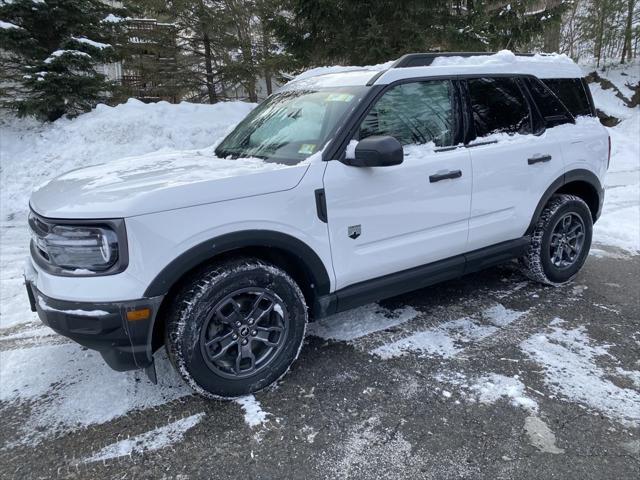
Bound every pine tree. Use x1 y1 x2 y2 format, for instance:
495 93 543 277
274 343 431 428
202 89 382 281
0 0 131 121
460 1 571 52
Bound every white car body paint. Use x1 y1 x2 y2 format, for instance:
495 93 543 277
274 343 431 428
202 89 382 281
324 146 472 289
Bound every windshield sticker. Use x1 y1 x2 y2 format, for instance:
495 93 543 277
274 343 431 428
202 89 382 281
298 144 316 155
326 93 354 102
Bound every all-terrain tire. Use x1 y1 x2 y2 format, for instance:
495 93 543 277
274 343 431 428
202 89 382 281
165 258 307 399
520 194 593 285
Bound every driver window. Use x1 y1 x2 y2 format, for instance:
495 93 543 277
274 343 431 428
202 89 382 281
358 80 455 147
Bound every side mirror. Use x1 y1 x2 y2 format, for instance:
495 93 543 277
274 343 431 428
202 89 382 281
344 135 403 167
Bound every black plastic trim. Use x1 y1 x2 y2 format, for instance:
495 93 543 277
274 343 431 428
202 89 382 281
430 170 462 182
27 280 162 371
143 230 332 299
525 169 603 234
528 155 553 165
314 189 328 223
581 78 597 117
28 209 129 277
314 236 530 317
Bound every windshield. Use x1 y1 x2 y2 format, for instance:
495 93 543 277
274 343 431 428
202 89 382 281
215 86 368 164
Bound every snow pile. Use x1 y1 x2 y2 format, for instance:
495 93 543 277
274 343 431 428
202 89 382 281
45 147 292 191
0 344 191 446
82 413 204 463
371 305 526 359
469 373 538 412
0 20 22 30
44 49 91 64
521 324 640 426
290 60 394 83
0 99 254 221
71 36 111 49
589 77 640 254
234 395 270 428
431 50 575 67
307 304 419 341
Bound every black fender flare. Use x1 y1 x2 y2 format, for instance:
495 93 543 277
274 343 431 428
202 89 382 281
525 169 604 235
143 230 331 298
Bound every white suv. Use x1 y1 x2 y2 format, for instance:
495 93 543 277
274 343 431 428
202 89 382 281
25 52 608 398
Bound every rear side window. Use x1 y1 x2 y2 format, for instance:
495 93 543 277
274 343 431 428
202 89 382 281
523 77 573 129
541 78 592 117
467 77 532 137
358 80 455 147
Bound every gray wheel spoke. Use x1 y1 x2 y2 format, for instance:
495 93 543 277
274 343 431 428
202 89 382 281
241 344 256 371
208 335 236 360
234 346 243 375
254 330 279 347
255 325 283 333
216 298 243 325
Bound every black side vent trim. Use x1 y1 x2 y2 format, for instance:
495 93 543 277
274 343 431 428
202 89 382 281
314 189 328 223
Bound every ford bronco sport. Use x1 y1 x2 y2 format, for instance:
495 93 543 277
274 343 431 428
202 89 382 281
25 52 608 398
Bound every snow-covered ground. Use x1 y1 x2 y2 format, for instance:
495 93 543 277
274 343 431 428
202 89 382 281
0 63 638 457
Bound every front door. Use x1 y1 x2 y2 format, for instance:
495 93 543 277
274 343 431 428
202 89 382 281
323 79 472 290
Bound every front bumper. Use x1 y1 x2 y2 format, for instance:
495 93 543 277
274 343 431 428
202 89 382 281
25 280 163 372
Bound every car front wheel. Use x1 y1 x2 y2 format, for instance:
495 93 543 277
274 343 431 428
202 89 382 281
165 258 307 399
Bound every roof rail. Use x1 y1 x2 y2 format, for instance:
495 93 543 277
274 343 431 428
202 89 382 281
391 52 537 68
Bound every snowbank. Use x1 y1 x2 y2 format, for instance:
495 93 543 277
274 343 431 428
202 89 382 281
0 99 254 328
1 99 254 221
588 77 640 254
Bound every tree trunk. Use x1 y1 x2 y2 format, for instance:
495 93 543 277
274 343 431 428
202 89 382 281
261 17 272 96
621 0 634 63
595 3 607 68
202 30 217 104
543 0 562 53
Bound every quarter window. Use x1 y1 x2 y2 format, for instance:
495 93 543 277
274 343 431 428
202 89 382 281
541 78 593 117
523 77 573 129
358 80 455 147
467 77 532 137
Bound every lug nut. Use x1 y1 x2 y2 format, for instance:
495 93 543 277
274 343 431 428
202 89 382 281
251 330 257 336
248 319 254 325
235 321 242 327
232 333 238 340
241 338 248 345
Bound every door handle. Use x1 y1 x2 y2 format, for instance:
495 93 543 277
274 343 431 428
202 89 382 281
528 154 552 165
429 170 462 183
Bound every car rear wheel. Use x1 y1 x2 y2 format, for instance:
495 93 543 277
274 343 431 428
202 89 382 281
165 258 307 399
521 194 593 285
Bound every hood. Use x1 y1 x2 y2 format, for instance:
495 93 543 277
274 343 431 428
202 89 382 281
30 148 309 218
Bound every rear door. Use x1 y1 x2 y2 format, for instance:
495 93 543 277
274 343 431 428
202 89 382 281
463 76 566 251
323 79 472 290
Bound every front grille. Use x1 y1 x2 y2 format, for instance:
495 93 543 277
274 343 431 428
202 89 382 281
28 212 51 263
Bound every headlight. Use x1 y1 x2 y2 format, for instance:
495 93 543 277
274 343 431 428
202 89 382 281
29 212 128 276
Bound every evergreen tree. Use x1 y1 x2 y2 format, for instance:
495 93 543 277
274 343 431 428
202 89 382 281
458 1 571 52
0 0 131 120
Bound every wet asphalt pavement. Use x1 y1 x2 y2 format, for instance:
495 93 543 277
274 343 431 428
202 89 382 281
1 249 639 480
